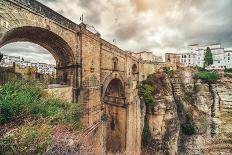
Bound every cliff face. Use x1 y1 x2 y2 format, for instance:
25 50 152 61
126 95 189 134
209 77 232 154
142 69 232 155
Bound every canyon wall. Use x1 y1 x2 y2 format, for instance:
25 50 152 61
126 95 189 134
142 69 232 155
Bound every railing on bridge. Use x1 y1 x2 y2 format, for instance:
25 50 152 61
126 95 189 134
9 0 79 31
104 95 127 107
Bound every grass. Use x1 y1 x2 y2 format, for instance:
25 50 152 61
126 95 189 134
0 80 83 154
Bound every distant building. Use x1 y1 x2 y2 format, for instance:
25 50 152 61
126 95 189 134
130 51 163 62
0 55 23 67
165 53 181 70
165 53 180 64
0 54 56 75
224 50 232 68
180 52 196 66
15 65 37 80
31 63 56 75
180 43 232 69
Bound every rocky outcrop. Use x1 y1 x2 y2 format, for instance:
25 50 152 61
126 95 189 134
142 69 232 155
141 73 180 155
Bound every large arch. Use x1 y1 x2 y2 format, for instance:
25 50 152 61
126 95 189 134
0 26 75 67
103 78 127 154
0 26 76 85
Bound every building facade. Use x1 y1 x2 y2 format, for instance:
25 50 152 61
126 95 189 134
180 43 232 69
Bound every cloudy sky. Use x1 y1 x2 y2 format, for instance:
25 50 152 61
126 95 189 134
1 0 232 64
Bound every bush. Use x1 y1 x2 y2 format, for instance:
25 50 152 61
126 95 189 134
0 80 43 125
224 68 232 72
196 71 219 83
139 84 156 108
181 114 197 136
0 80 83 154
0 80 83 127
142 117 153 147
163 67 173 75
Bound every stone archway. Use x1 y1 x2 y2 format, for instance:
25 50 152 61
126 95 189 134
103 78 127 154
0 26 75 85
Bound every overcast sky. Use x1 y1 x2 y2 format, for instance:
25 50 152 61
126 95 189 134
1 0 232 64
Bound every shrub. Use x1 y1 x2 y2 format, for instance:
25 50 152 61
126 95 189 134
0 80 83 154
163 67 173 75
224 68 232 73
181 114 197 135
139 84 156 107
196 71 219 83
0 80 83 127
142 117 153 147
0 80 43 125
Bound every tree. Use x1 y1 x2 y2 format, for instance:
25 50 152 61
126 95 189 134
204 47 213 67
0 53 3 62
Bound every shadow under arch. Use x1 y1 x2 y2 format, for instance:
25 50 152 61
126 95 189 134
0 26 75 67
102 72 125 99
103 77 127 154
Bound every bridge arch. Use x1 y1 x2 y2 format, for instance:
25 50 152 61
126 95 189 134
0 26 75 66
0 26 76 85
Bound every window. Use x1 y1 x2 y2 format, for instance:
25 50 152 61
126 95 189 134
132 64 137 74
112 57 118 70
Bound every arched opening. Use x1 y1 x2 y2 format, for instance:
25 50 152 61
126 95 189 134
0 26 75 86
132 64 138 74
104 78 126 154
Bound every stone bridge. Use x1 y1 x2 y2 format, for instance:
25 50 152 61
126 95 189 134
0 0 148 154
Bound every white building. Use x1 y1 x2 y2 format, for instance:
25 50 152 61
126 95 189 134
0 55 23 67
180 52 196 66
180 43 232 69
0 54 56 75
31 62 56 75
224 51 232 68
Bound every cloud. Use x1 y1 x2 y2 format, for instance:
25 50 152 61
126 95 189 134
2 0 232 60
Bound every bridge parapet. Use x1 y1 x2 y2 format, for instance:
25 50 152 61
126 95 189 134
8 0 79 31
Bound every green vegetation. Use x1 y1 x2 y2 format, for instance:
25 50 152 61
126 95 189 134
0 80 83 154
163 66 173 75
181 114 197 136
197 70 219 83
1 123 53 154
142 117 153 147
224 67 232 73
204 47 213 67
139 83 156 108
